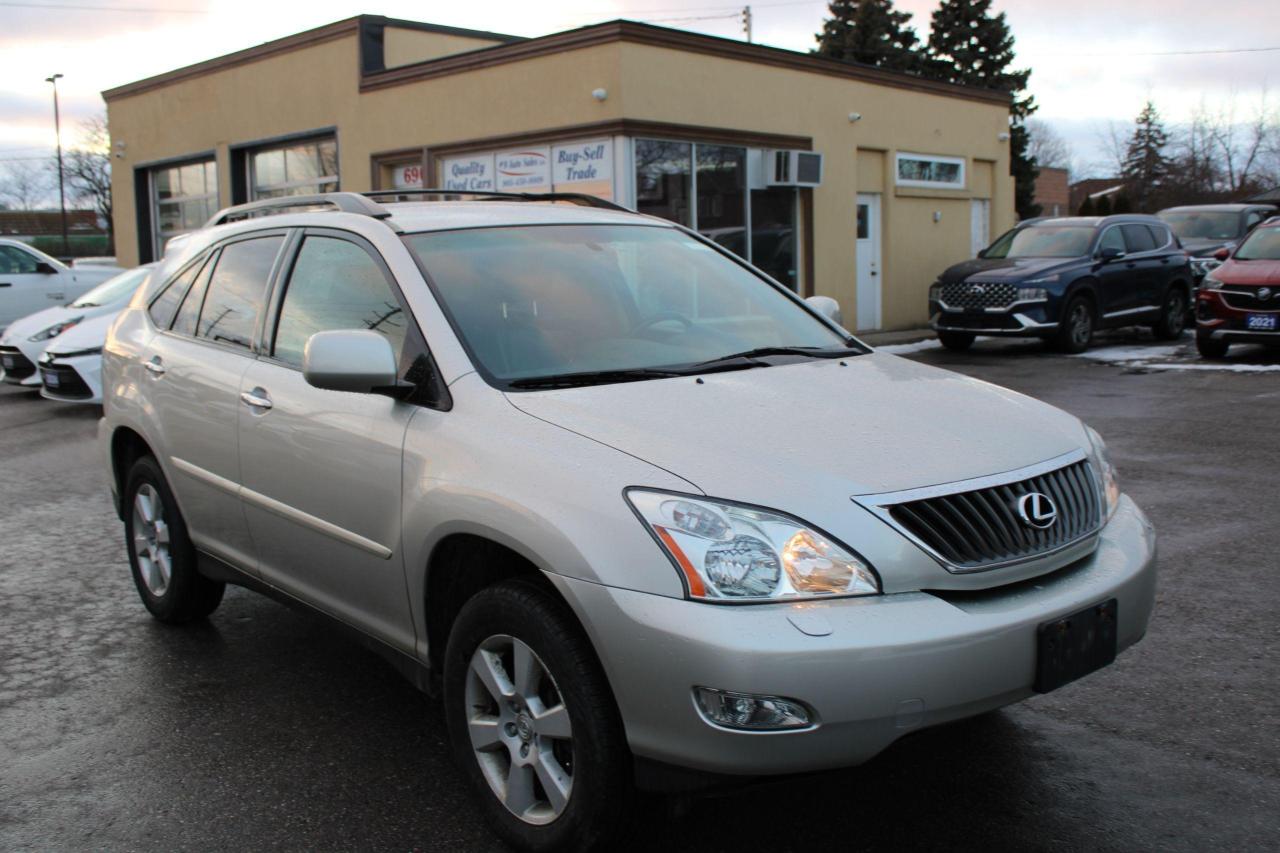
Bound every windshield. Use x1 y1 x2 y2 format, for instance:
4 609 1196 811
985 225 1095 259
405 224 852 386
1234 227 1280 261
1159 211 1241 241
70 266 151 308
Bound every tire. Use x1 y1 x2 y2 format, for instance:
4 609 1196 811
1054 296 1095 353
124 455 224 623
1152 286 1189 340
444 580 633 852
937 331 976 351
1196 332 1230 359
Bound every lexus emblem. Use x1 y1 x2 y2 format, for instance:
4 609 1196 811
1016 492 1058 529
1259 287 1272 301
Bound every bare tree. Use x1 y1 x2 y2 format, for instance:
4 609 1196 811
60 114 113 251
1167 92 1280 204
1093 119 1130 177
1027 118 1072 174
0 159 53 210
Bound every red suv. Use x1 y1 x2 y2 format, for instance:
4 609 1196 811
1196 217 1280 358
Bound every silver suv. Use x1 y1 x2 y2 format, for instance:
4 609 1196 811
101 191 1157 851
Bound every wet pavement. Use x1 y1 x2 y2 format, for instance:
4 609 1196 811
2 332 1277 851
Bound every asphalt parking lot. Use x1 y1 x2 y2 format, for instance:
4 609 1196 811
2 331 1277 852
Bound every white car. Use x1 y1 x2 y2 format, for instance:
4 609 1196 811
1 264 154 389
0 238 120 333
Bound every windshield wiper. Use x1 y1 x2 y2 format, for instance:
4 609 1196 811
507 367 689 389
690 345 863 369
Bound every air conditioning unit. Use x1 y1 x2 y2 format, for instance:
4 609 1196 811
766 150 823 187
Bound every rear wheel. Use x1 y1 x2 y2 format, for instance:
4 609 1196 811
1152 287 1188 340
444 580 633 852
1196 332 1230 359
124 455 224 623
1054 297 1095 353
937 330 976 351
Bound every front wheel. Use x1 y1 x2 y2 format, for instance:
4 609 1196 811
937 330 976 351
444 580 633 852
1196 332 1230 359
1152 287 1188 340
124 455 224 623
1054 297 1095 353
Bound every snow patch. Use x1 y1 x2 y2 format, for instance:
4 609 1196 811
876 338 942 355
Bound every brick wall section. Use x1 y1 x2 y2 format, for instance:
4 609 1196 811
1034 167 1069 217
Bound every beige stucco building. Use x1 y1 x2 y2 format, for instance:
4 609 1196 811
103 15 1014 332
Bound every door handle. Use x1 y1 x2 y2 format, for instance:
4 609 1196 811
144 357 165 377
0 283 10 288
48 292 65 300
240 388 273 411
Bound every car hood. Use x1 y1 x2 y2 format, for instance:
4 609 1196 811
1216 259 1280 285
506 353 1089 503
1181 237 1233 256
45 311 117 355
0 304 80 347
940 256 1077 283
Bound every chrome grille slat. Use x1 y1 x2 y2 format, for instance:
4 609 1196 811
886 460 1101 570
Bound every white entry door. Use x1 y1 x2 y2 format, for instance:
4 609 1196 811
855 193 882 331
970 198 991 257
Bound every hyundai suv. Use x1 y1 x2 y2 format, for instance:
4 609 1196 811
1195 216 1280 358
101 191 1157 851
930 215 1193 353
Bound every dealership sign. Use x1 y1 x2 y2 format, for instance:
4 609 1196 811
443 139 612 193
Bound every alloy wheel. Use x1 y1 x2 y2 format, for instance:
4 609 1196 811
1070 303 1092 347
132 483 172 596
1166 293 1185 335
465 634 574 825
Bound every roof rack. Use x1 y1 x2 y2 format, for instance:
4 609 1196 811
205 192 392 228
361 188 632 213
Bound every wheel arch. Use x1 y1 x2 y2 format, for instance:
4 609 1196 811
109 426 155 520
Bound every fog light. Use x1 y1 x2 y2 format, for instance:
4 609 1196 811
693 687 813 730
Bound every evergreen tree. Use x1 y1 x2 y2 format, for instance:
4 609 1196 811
1121 101 1172 212
1096 194 1113 216
1112 194 1132 214
814 0 923 74
1078 196 1096 216
924 0 1039 218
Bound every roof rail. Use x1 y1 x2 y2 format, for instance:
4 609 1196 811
361 188 632 213
205 192 392 227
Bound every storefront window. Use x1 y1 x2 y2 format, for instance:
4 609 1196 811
151 159 218 258
750 188 797 289
696 145 746 255
251 138 338 199
635 139 691 226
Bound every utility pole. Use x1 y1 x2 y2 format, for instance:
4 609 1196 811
45 73 68 257
741 5 752 43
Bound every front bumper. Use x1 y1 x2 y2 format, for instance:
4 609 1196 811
39 353 102 403
553 495 1156 776
0 341 44 386
1196 289 1280 346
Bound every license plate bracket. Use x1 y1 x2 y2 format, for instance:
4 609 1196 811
1034 598 1118 693
1246 313 1277 331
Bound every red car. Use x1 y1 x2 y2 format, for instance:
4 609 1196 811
1196 217 1280 358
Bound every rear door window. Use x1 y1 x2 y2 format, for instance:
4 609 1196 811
171 251 218 336
195 235 284 350
1121 224 1157 254
148 258 204 329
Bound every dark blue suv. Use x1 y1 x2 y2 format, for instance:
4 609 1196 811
929 215 1193 353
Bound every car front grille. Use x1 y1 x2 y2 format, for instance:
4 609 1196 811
1220 287 1280 312
887 459 1101 570
38 363 93 399
939 281 1019 310
0 345 35 381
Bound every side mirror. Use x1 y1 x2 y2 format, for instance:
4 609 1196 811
806 295 843 327
35 261 57 275
303 330 398 394
976 248 988 259
1213 247 1231 261
1099 246 1125 262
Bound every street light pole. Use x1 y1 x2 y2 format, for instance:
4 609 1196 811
45 73 68 257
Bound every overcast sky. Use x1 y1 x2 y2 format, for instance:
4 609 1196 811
1 0 1277 177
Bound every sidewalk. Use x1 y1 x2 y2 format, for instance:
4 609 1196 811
854 327 936 347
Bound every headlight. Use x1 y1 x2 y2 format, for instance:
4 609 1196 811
1201 269 1225 290
929 283 942 300
1017 286 1049 301
1085 426 1120 523
28 317 82 342
626 490 880 602
1190 257 1222 277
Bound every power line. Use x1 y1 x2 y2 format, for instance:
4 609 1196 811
0 1 205 12
1035 45 1280 58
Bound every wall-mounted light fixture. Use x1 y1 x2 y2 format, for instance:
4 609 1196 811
848 112 862 122
113 140 126 159
997 132 1011 142
933 211 942 223
592 88 608 101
